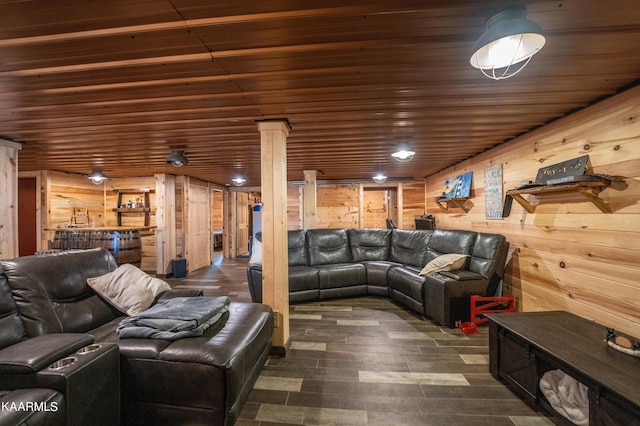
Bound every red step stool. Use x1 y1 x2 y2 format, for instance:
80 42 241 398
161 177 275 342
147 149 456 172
470 295 515 325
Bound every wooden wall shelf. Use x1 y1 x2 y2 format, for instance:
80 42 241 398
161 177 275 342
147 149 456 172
506 181 612 213
113 207 151 213
434 197 470 213
113 188 155 226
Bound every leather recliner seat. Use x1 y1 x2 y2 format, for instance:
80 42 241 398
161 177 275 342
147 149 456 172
0 248 274 426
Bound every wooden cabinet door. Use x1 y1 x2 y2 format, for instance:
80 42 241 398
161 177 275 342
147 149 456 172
590 388 640 426
187 182 211 270
498 331 539 404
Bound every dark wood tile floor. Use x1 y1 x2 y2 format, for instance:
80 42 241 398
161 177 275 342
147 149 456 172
166 254 554 426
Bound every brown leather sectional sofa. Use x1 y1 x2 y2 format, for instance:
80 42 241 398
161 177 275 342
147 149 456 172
247 228 509 328
0 248 273 426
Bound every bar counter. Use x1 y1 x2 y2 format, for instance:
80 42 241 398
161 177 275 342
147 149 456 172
48 227 153 265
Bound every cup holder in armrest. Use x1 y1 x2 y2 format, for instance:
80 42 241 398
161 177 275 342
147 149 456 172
48 357 77 370
76 344 102 355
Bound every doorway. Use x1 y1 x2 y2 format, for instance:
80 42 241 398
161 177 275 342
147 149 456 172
211 189 224 261
18 177 38 256
236 192 250 256
363 186 398 229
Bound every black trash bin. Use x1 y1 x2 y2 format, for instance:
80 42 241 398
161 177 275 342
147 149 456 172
171 258 187 278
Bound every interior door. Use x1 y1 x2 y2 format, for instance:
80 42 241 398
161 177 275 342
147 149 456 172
236 192 249 256
187 182 211 270
211 190 224 255
18 177 38 256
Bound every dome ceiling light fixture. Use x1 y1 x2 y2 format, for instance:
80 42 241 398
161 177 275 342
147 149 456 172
232 177 246 186
470 7 546 80
373 173 388 183
88 170 107 184
391 142 416 162
166 150 189 167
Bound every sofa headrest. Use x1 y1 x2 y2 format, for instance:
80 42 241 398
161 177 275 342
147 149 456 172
423 230 476 266
254 231 309 266
468 233 508 279
306 229 352 265
0 248 119 337
0 271 27 350
347 229 392 262
288 230 309 266
390 229 432 267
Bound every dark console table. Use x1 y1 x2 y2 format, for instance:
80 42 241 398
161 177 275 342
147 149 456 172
487 311 640 425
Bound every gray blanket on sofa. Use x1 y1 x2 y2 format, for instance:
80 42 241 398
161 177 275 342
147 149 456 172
117 296 230 340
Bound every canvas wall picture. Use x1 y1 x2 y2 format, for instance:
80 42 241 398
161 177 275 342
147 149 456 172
440 172 473 199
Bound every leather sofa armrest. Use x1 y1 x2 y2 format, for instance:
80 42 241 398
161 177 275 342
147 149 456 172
438 270 483 281
156 288 204 302
0 334 94 374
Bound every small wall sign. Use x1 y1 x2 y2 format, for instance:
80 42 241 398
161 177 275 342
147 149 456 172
484 164 503 220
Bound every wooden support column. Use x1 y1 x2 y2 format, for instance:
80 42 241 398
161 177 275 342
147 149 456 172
222 190 232 259
155 174 176 276
303 170 317 229
257 119 291 354
0 139 22 259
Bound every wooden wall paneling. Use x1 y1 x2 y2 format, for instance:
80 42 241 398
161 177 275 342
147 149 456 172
140 232 156 272
203 184 213 265
246 190 262 239
106 176 157 270
424 85 640 336
503 227 640 266
212 190 224 231
222 190 231 258
316 183 360 228
397 183 404 229
46 170 106 230
154 174 176 275
303 170 317 229
175 176 186 259
363 182 400 227
183 176 192 267
106 177 156 228
0 140 21 259
211 189 224 254
511 246 638 310
358 185 365 228
228 191 238 257
388 187 398 225
287 185 303 230
293 180 424 230
236 191 250 256
401 180 426 229
42 172 160 270
362 188 387 229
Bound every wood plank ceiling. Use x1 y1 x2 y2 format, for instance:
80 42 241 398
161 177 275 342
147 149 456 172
2 0 640 186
